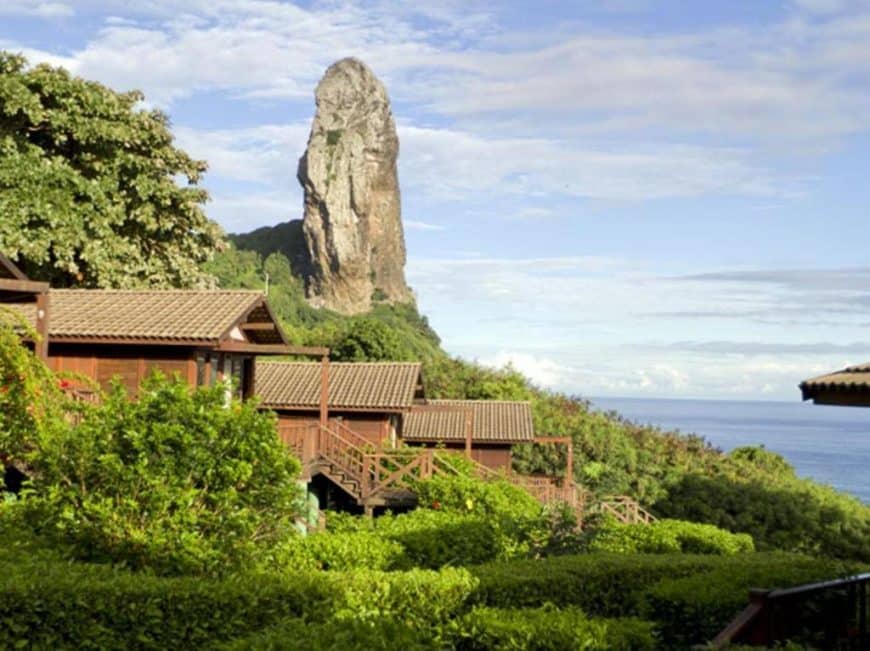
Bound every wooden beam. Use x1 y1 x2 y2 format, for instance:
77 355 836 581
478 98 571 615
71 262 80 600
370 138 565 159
0 253 28 280
534 436 572 445
319 355 329 426
217 342 329 356
0 278 49 293
239 322 277 331
464 410 473 458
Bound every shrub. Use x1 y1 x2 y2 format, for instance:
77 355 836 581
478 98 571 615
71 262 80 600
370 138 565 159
221 617 439 650
654 472 870 562
414 474 542 521
0 554 475 649
453 605 655 650
335 567 477 628
376 509 508 568
270 530 404 571
470 553 724 616
16 374 302 575
585 518 755 555
644 554 865 647
0 559 334 650
0 315 77 470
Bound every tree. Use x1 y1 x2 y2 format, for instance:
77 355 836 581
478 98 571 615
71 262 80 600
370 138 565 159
333 317 409 362
0 52 223 288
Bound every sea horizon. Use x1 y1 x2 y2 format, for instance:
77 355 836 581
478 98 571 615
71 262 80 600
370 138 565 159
589 395 870 504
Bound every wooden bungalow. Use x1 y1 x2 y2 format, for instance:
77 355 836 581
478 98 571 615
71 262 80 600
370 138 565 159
403 400 536 470
800 364 870 407
256 361 424 448
7 288 312 399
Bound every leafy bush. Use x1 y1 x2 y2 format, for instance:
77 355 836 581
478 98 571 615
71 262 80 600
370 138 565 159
0 559 334 650
15 374 302 575
453 605 655 650
655 472 870 562
335 567 477 627
415 474 543 521
271 530 404 571
644 554 864 646
332 316 410 362
0 549 475 650
221 617 439 651
470 552 724 616
376 509 507 568
0 315 76 471
585 518 754 555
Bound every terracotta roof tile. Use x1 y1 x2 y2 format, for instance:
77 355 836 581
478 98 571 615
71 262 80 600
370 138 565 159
257 361 422 411
800 363 870 392
7 289 279 343
403 400 535 443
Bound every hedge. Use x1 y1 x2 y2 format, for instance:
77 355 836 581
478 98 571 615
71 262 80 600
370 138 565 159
586 518 755 555
270 530 404 571
0 557 476 649
644 555 865 646
221 617 440 650
470 551 866 646
452 606 655 650
470 552 724 616
224 607 656 651
0 562 331 650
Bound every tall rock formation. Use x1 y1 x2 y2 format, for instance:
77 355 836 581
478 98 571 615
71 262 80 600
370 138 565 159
297 58 412 314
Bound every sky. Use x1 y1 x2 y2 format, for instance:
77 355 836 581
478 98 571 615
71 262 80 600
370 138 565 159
4 0 870 401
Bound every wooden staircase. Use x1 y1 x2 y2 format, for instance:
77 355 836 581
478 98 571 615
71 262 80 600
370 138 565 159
277 421 654 524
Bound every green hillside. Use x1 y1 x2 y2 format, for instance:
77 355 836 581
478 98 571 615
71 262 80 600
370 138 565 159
210 233 870 562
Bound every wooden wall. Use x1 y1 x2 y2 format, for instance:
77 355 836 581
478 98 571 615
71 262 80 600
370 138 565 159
274 411 393 447
48 344 196 395
403 441 513 470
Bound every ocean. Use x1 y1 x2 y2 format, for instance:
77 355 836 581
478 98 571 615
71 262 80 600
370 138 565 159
589 397 870 504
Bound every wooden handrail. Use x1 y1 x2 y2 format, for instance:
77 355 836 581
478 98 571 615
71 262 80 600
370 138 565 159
285 423 646 532
712 573 870 649
597 495 656 524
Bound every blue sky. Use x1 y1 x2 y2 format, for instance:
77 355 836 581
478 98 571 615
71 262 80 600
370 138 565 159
4 0 870 400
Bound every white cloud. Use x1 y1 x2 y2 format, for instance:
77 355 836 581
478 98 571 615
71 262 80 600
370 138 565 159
411 255 870 399
405 220 446 231
480 351 569 389
400 125 788 201
174 123 309 185
8 0 869 146
0 1 73 17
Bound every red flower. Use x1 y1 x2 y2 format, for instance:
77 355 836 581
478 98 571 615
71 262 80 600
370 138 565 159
58 379 72 390
431 500 441 510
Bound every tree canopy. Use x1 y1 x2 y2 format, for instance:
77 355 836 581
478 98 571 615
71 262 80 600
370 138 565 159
0 52 223 288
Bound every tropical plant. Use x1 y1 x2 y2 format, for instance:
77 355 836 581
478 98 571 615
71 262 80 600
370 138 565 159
0 52 223 288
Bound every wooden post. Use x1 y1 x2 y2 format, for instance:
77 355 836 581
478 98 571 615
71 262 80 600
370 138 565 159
319 355 329 427
566 442 574 485
464 408 473 458
34 291 49 360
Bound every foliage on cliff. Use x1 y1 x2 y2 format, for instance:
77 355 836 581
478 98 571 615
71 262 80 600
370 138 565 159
0 52 222 288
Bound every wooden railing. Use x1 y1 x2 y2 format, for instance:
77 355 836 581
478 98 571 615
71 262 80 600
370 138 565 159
597 495 656 524
712 572 870 649
362 449 438 499
317 424 368 486
283 423 651 526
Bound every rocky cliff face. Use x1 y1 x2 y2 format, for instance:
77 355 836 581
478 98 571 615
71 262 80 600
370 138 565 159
297 58 412 314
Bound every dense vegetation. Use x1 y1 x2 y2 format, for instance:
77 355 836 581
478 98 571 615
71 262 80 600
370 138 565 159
0 53 222 287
